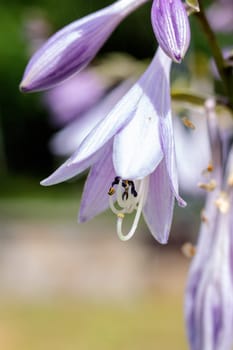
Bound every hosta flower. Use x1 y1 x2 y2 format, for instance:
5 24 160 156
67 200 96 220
151 0 190 63
20 0 148 92
20 0 192 92
78 141 175 243
185 100 233 350
41 47 186 243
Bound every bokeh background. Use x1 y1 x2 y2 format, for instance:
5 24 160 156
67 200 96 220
0 0 232 349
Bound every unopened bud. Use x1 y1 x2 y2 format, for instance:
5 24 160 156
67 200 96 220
151 0 191 63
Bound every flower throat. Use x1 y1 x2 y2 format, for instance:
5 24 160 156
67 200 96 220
108 176 148 241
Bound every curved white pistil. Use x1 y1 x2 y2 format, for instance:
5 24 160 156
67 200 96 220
109 177 149 241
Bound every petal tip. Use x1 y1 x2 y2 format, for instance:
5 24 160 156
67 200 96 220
19 80 30 93
158 236 169 245
78 210 92 223
40 179 49 186
173 53 182 64
178 198 187 207
40 176 55 186
78 214 87 223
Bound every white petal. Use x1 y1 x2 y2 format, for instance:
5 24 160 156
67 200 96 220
159 111 186 207
68 47 171 167
50 79 134 156
113 90 163 179
113 47 171 179
68 82 143 165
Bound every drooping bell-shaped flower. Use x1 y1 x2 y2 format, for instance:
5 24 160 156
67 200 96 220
78 141 175 243
41 47 186 243
185 99 233 350
151 0 190 63
20 0 148 92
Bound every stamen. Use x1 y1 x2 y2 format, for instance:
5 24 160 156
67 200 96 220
200 209 208 224
181 242 196 258
108 176 149 241
228 173 233 187
214 192 230 214
202 162 214 176
198 179 217 192
182 117 195 130
122 191 129 201
108 187 115 196
116 179 127 208
207 163 214 172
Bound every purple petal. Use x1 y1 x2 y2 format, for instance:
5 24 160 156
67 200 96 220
67 82 144 166
40 147 102 186
143 158 175 244
159 112 186 207
42 79 134 186
186 211 233 350
20 0 148 92
113 48 170 179
151 0 190 62
50 79 134 156
78 142 115 222
185 144 233 350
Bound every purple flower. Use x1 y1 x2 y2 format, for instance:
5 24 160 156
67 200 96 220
41 47 186 243
20 0 148 92
78 141 176 243
185 99 233 350
151 0 190 63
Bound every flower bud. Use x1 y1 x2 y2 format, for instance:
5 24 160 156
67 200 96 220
20 0 147 92
151 0 190 63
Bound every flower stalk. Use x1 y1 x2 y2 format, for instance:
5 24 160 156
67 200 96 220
195 2 233 108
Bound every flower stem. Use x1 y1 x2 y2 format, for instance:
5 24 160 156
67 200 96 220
195 2 233 108
171 90 232 111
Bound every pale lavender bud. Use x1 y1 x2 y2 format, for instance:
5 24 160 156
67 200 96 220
185 100 233 350
20 0 148 92
151 0 190 63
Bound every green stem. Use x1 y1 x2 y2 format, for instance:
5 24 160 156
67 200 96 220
171 91 232 111
195 2 233 108
0 111 7 175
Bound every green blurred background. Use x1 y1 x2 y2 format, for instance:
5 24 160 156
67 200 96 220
0 0 232 349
